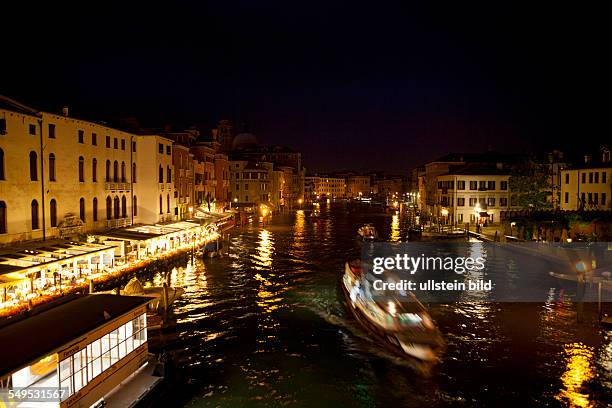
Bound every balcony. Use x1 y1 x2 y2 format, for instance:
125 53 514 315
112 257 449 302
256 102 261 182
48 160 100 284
106 218 131 229
105 182 131 192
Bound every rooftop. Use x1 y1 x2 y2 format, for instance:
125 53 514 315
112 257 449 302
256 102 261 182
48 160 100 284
0 294 150 378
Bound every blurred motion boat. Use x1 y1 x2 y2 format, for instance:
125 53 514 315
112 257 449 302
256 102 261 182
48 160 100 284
341 260 443 361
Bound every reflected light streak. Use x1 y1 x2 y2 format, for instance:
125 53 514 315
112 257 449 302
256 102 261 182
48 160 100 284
556 343 595 408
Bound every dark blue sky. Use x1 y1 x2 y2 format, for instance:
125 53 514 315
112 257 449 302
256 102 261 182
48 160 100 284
3 1 608 173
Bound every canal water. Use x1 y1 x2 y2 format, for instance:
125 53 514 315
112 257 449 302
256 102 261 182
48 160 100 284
149 202 611 407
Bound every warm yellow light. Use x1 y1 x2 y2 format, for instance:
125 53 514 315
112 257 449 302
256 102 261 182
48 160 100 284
233 198 238 202
298 198 303 204
441 208 449 216
393 201 399 208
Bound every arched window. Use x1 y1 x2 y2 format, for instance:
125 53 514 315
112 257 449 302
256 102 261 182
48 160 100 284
133 195 138 216
78 156 85 182
167 194 170 213
106 196 112 220
50 199 57 227
79 197 85 222
106 160 111 182
29 151 38 181
159 165 163 183
93 197 98 221
113 196 120 219
48 153 56 181
0 201 6 233
0 148 4 180
132 163 136 183
121 162 126 182
159 195 162 214
113 161 118 182
92 158 97 182
31 199 39 229
167 166 172 183
121 195 127 218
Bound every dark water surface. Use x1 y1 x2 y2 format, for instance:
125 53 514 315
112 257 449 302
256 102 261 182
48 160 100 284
150 202 612 407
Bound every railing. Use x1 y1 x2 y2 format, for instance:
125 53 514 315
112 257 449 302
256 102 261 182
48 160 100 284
106 218 131 229
105 182 131 191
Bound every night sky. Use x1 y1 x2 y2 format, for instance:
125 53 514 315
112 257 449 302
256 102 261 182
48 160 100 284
3 2 607 173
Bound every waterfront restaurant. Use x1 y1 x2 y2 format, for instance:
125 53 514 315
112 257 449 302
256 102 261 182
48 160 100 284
0 242 116 311
96 221 218 261
0 294 151 408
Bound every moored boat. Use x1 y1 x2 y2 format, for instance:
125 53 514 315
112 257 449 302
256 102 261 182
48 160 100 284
357 224 378 241
341 260 444 361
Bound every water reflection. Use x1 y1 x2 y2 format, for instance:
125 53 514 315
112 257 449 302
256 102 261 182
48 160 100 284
389 214 401 242
556 343 595 408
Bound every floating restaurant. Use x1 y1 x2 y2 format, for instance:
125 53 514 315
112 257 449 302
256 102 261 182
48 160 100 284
0 294 157 408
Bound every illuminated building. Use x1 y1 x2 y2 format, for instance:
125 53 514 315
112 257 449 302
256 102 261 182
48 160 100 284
560 149 611 211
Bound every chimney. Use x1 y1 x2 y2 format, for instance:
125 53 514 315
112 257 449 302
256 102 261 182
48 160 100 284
584 154 592 164
62 106 69 117
496 162 503 170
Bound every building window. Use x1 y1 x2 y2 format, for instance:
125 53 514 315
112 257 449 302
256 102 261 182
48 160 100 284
602 193 607 206
31 199 39 229
457 197 465 206
236 184 239 191
92 158 97 182
0 148 4 180
595 172 599 183
469 181 477 190
79 198 86 222
500 181 508 190
133 196 137 216
588 192 593 204
159 165 163 183
245 184 249 190
500 197 508 207
479 181 487 190
113 161 118 182
487 181 496 190
0 201 5 233
159 195 163 214
105 160 111 182
121 139 125 150
457 181 465 190
589 172 593 183
113 138 118 149
167 166 171 183
78 156 85 182
121 162 126 182
106 196 112 220
78 130 84 143
49 153 56 181
594 193 599 205
106 135 111 148
29 151 38 181
132 163 136 183
29 124 36 135
603 172 607 183
487 197 496 206
167 194 170 213
121 196 127 218
132 141 136 152
92 133 97 145
93 197 98 221
581 173 586 183
564 192 569 204
159 143 164 154
0 118 6 134
113 196 120 219
565 173 569 184
469 197 477 206
50 199 57 227
166 146 171 155
48 124 56 139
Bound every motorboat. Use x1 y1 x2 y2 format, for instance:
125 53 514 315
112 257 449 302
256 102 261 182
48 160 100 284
122 277 184 312
200 239 224 258
341 260 444 361
357 224 378 241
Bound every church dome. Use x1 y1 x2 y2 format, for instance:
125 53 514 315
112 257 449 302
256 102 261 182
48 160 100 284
232 132 258 149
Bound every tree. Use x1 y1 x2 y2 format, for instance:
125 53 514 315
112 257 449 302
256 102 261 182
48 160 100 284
509 161 552 211
204 191 215 212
